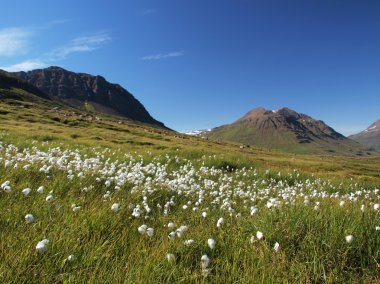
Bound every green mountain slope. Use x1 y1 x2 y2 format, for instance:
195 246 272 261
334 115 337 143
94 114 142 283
206 107 367 155
350 120 380 150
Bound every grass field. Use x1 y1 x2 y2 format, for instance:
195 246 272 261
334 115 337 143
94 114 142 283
1 90 380 283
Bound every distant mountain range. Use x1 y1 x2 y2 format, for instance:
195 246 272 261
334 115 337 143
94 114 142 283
12 67 166 128
190 107 369 155
2 66 378 156
350 120 380 151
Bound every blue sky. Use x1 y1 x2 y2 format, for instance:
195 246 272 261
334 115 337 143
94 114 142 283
0 0 379 134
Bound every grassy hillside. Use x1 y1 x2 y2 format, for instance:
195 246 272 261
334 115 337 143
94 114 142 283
1 83 380 283
206 107 368 156
350 130 380 151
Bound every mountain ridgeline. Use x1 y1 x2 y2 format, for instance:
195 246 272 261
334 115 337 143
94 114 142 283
13 67 166 128
350 120 380 151
0 70 51 101
204 107 367 155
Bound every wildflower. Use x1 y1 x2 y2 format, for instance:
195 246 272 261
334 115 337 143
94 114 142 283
37 186 44 194
103 191 111 200
273 242 280 252
146 228 155 237
36 239 49 253
22 188 31 196
138 224 148 234
345 235 354 243
168 232 175 240
3 185 11 193
46 194 54 202
1 180 10 188
176 225 188 238
72 204 81 213
250 236 256 244
201 255 210 269
217 218 224 227
256 231 264 240
184 239 194 246
25 214 34 223
208 238 216 250
111 203 120 212
67 255 76 262
166 253 175 263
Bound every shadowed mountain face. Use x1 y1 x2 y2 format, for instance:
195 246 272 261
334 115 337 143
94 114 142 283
350 120 380 150
0 70 51 101
13 66 166 128
205 107 365 155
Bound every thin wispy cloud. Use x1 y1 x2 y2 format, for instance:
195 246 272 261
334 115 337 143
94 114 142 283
0 27 32 57
47 32 111 61
0 27 111 72
0 59 47 72
141 51 184 61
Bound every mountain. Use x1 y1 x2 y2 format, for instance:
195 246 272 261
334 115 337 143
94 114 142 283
0 70 51 101
349 120 380 151
13 66 166 128
203 107 366 155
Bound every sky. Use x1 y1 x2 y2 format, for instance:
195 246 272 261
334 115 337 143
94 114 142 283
0 0 379 135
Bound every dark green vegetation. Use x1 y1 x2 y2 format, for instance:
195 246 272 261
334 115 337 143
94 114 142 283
205 107 371 156
350 120 380 151
1 71 380 283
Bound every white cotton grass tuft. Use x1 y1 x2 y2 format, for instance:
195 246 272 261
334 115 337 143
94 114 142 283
111 203 120 212
376 226 380 231
166 253 176 263
46 194 54 202
22 188 32 196
36 239 49 253
72 204 81 213
202 211 207 218
345 235 354 243
37 186 44 194
25 214 34 223
167 222 175 229
250 235 256 244
168 232 175 240
2 182 11 193
138 224 148 234
176 225 188 238
1 180 10 188
216 218 224 227
103 191 111 200
146 228 155 237
256 231 264 240
208 238 216 250
374 204 380 211
201 255 210 269
184 239 194 246
273 242 280 252
67 255 76 262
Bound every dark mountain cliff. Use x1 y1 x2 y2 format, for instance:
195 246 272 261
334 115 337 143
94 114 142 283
13 67 166 128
